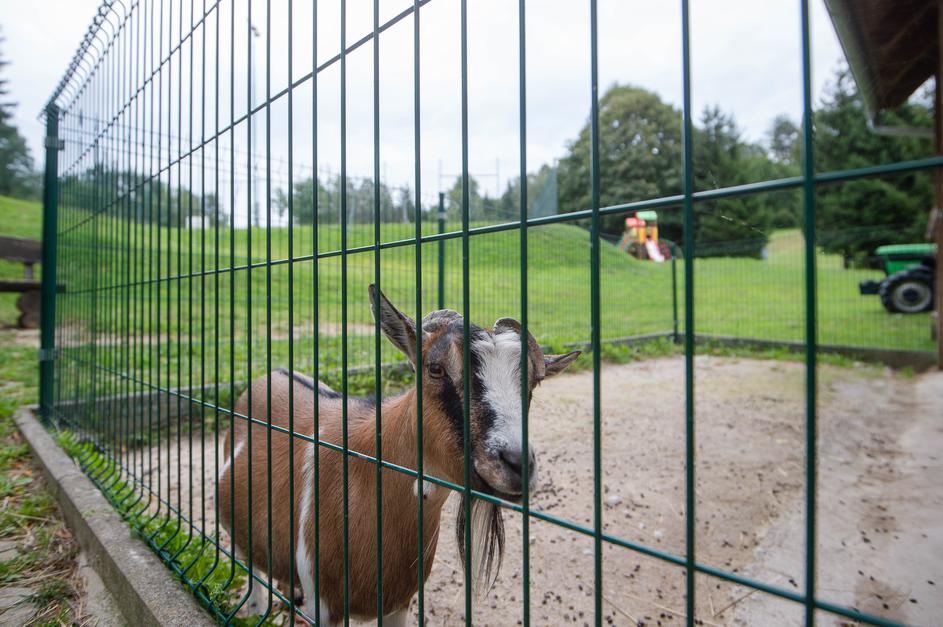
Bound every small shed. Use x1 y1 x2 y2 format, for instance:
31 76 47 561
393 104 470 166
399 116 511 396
826 0 943 367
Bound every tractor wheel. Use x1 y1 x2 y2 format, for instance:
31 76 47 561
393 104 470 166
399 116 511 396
878 267 934 314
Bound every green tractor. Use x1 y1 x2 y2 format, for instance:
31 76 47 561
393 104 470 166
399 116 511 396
859 243 936 314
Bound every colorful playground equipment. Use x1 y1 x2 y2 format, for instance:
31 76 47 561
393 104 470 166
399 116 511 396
618 210 672 262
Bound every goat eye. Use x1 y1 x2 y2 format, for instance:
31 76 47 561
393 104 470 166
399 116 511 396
428 363 445 379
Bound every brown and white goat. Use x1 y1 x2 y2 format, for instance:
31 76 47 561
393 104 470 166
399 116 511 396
218 285 580 625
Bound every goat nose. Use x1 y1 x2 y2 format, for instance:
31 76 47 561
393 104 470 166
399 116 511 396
500 448 522 474
500 448 536 476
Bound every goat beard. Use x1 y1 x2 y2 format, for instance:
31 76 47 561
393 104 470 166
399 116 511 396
455 497 505 596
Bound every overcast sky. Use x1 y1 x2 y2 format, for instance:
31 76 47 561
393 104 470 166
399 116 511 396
2 0 845 216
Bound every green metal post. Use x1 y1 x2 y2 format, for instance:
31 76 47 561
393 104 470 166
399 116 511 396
340 1 352 622
671 245 679 344
415 2 428 623
517 1 530 624
40 105 62 423
372 1 384 621
589 1 603 623
460 0 473 621
799 1 818 624
438 191 446 309
681 0 697 622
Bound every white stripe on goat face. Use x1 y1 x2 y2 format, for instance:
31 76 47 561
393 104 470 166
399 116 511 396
474 330 524 454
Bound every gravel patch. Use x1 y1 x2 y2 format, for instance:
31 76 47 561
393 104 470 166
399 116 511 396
144 356 942 626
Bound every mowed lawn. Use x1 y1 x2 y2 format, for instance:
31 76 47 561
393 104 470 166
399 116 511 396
692 229 933 351
1 194 933 392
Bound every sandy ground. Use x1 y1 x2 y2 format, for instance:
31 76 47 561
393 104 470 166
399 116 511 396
143 356 942 626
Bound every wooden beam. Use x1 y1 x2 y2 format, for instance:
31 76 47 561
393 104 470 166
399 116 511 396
0 280 63 293
0 236 42 265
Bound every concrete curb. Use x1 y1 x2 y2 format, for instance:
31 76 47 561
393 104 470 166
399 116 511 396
13 406 215 627
564 332 938 371
692 333 938 371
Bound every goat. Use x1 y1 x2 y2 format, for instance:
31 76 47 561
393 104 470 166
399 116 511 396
218 285 580 625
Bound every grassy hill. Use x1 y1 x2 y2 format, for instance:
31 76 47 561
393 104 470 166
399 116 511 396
0 194 933 392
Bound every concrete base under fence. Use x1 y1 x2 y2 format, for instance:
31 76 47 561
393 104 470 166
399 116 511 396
53 384 212 432
13 406 214 627
693 333 939 371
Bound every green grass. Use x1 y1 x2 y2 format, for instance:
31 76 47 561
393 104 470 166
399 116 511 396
2 192 925 624
0 195 43 239
0 394 84 624
692 229 933 351
5 193 936 407
4 193 934 406
0 197 81 625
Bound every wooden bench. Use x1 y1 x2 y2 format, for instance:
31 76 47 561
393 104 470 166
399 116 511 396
0 236 62 329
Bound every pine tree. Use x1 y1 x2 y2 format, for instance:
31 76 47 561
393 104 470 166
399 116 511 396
0 28 37 198
813 67 934 261
691 107 771 257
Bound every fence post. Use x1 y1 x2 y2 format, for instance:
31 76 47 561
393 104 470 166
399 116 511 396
39 105 62 423
437 192 446 309
671 243 680 343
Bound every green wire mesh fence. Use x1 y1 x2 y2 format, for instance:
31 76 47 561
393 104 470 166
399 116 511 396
36 0 939 625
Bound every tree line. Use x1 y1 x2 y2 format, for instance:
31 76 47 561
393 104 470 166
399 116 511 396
276 163 558 226
271 70 936 260
3 22 932 264
54 167 220 227
556 69 934 260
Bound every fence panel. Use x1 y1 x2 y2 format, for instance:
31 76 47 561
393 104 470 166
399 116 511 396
39 1 939 626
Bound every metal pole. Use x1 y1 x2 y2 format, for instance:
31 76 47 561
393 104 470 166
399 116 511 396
671 244 680 343
438 191 446 309
934 0 943 369
680 0 697 621
589 1 603 623
40 105 62 423
799 1 818 623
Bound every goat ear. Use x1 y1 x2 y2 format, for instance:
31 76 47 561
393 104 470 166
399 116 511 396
543 351 581 378
369 284 418 365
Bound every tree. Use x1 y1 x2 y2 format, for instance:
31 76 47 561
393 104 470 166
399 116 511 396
767 114 800 167
445 175 484 221
395 185 415 223
690 107 771 257
558 84 682 235
558 84 780 255
813 67 933 261
276 175 419 225
761 115 802 228
274 176 333 224
0 30 37 198
54 165 223 227
499 164 557 219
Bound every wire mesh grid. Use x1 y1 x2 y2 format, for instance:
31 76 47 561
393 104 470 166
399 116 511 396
36 0 941 625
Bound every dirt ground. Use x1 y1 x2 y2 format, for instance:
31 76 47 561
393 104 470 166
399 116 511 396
151 356 942 626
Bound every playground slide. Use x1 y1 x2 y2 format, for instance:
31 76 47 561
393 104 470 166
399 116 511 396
645 239 665 262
